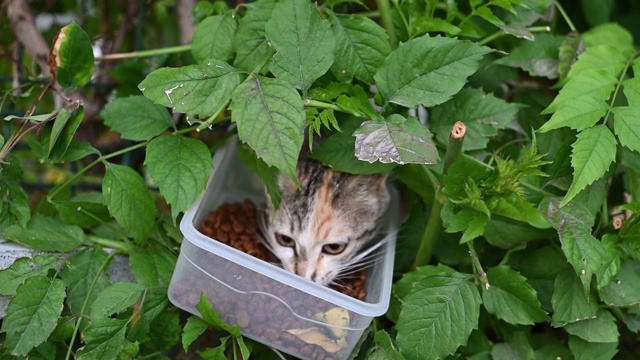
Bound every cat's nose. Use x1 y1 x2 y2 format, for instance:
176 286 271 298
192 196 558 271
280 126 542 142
295 262 317 282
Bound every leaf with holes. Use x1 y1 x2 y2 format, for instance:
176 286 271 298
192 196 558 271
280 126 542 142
374 36 490 108
329 13 390 84
102 96 174 141
145 135 212 221
396 272 481 360
353 114 439 165
102 162 156 243
192 13 237 64
563 125 616 206
265 0 334 92
138 61 241 117
230 75 305 181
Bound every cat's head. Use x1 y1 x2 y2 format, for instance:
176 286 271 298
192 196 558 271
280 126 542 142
264 160 390 286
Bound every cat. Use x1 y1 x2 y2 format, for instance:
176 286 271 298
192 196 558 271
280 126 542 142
263 159 390 286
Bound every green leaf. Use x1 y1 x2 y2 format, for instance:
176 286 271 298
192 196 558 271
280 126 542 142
551 268 598 326
51 22 95 91
61 248 111 315
597 234 620 289
0 276 65 356
374 35 491 108
557 32 583 82
182 316 208 352
146 310 181 351
622 60 640 107
54 192 111 228
76 318 128 360
430 88 521 151
138 61 242 117
145 135 212 221
613 107 640 153
129 244 176 288
353 114 439 165
564 309 619 343
103 162 156 243
265 0 335 92
370 330 406 360
229 75 305 181
563 125 616 206
396 272 481 360
237 143 281 209
482 265 548 325
329 13 390 84
198 338 228 360
413 16 461 36
540 197 606 294
232 0 275 72
3 215 85 252
90 282 145 318
490 331 534 360
1 180 30 227
0 255 63 296
102 96 174 141
441 204 489 243
59 141 100 162
192 13 237 64
494 33 562 79
45 104 84 162
568 335 618 360
599 259 640 306
195 293 241 337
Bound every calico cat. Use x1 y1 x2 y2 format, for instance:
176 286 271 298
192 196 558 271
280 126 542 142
263 159 390 286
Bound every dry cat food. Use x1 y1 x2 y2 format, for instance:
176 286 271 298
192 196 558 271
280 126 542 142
170 200 371 359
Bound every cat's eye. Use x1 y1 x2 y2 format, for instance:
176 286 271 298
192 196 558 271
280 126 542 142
275 233 296 248
322 243 347 255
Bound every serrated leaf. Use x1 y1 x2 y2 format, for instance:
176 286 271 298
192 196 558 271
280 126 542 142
490 331 534 360
563 125 616 206
597 234 620 289
49 22 94 91
265 0 334 92
90 282 145 319
413 16 461 36
237 143 281 209
329 13 390 84
0 255 63 296
145 135 212 221
441 204 489 243
622 61 640 107
564 309 619 343
1 276 65 356
494 33 562 79
396 272 481 360
146 310 181 351
568 335 618 360
192 13 237 64
129 244 176 288
45 103 84 162
613 107 640 153
182 316 208 352
430 88 521 151
311 117 396 175
229 75 305 181
370 330 405 360
375 36 490 108
102 96 174 141
540 197 606 294
102 162 156 243
599 259 640 306
232 0 275 72
138 61 241 117
54 193 111 228
354 114 439 165
2 180 30 227
61 248 111 315
195 293 241 337
59 140 100 162
3 215 85 252
483 265 548 325
551 268 598 326
76 318 128 360
557 32 583 82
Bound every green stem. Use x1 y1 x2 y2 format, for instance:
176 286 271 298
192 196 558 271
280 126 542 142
391 0 411 40
86 235 134 253
479 26 551 46
443 122 466 175
65 251 116 360
375 0 397 47
553 0 577 32
95 44 192 61
412 195 444 269
467 241 490 288
303 99 365 117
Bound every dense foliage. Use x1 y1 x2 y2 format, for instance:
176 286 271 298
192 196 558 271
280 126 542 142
1 0 640 359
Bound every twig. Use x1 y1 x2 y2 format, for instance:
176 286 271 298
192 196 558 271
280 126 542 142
6 0 51 76
95 45 192 61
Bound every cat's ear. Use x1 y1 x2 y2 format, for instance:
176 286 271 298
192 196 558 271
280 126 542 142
279 171 299 195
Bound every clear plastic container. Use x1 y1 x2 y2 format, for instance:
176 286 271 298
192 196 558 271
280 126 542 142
168 140 398 360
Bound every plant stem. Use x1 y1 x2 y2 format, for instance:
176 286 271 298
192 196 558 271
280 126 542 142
412 122 467 269
467 241 490 289
303 99 366 118
478 26 551 46
391 0 412 40
604 53 636 124
375 0 397 47
553 0 577 32
65 251 116 360
95 44 192 61
86 235 134 253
